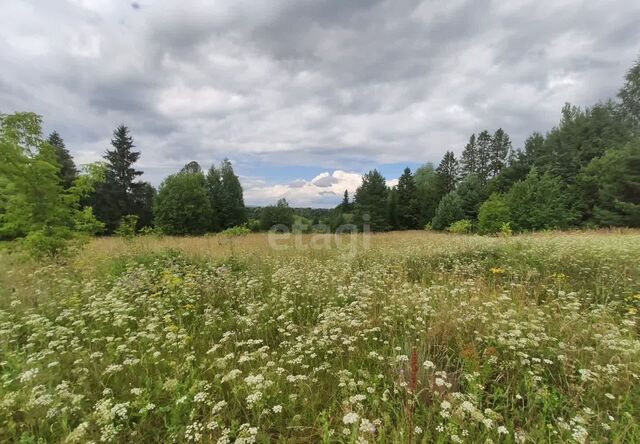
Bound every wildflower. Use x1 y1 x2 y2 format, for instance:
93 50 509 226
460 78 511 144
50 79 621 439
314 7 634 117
343 412 360 425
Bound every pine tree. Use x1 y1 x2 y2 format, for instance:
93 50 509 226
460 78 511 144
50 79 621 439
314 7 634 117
436 151 459 195
396 167 419 229
47 131 77 189
460 134 477 178
489 128 511 178
354 169 389 231
476 130 492 182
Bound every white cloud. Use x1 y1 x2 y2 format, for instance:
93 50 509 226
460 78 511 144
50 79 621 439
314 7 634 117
243 170 399 208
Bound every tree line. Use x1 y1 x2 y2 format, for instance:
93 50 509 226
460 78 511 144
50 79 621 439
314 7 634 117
1 56 639 255
338 57 640 233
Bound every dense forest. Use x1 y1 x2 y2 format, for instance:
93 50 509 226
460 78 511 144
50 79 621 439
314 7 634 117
1 57 639 256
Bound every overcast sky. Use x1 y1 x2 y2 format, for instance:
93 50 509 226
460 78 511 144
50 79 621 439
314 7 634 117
1 0 639 207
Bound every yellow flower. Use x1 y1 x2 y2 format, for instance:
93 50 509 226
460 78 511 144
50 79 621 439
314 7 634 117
490 267 506 274
628 307 637 316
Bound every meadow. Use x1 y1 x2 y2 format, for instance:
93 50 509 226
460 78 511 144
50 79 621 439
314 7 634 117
0 230 639 443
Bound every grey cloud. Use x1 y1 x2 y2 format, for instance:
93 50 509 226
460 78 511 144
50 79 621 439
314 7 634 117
1 0 639 202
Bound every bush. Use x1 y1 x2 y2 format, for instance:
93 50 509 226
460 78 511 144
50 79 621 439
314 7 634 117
22 226 74 258
447 219 473 234
478 193 510 234
115 215 139 239
220 225 252 237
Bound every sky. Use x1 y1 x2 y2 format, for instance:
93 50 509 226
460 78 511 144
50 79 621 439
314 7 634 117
1 0 639 207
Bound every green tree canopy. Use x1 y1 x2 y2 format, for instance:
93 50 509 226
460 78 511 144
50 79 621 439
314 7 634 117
354 169 389 232
478 193 510 234
154 172 213 235
47 131 78 189
431 192 464 230
395 167 419 229
507 169 575 231
578 140 640 227
260 198 294 230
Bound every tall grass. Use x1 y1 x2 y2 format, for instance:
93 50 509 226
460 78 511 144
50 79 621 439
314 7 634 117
0 230 638 443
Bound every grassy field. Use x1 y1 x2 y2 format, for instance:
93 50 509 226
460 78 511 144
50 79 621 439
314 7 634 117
0 230 639 443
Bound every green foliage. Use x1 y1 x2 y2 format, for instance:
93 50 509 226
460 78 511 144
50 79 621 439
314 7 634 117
478 193 511 234
154 172 213 235
0 113 104 257
414 163 441 226
90 125 153 233
455 174 488 220
578 140 640 227
396 168 420 230
431 192 464 230
220 225 252 237
618 56 640 126
500 221 513 237
507 169 575 231
354 169 390 231
5 232 638 442
540 102 634 182
206 159 246 231
489 128 511 178
47 131 78 189
447 218 473 234
115 215 140 238
260 198 294 230
435 151 459 196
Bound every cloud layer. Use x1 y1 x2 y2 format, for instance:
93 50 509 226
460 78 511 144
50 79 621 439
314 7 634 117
1 0 639 206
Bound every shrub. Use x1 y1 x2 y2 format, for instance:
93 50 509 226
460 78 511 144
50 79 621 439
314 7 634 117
478 193 510 234
115 215 139 239
220 225 252 237
447 219 473 234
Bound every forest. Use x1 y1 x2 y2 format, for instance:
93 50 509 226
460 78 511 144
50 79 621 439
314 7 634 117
1 57 639 257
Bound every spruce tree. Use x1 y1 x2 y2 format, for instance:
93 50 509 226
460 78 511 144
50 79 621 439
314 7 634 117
92 125 148 233
476 130 493 182
395 167 419 229
340 189 351 212
436 151 459 195
460 134 477 178
489 128 511 178
354 169 389 232
47 131 77 189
